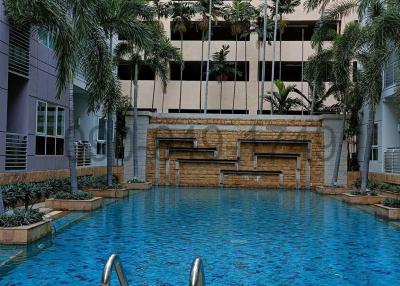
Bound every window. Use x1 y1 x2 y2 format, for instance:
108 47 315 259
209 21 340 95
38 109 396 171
38 27 54 49
371 123 379 161
170 21 250 41
97 118 106 155
170 61 249 81
35 101 65 155
384 54 398 89
117 63 155 80
278 21 337 41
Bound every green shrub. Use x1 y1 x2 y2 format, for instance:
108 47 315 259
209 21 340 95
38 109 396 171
0 209 44 227
53 191 93 200
78 175 118 189
127 177 145 183
383 198 400 208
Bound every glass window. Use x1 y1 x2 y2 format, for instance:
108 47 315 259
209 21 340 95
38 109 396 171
98 118 106 141
35 101 65 156
46 106 56 136
371 123 379 161
38 27 54 49
36 101 46 134
57 107 65 137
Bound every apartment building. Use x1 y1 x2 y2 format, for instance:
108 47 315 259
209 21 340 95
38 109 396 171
118 0 357 114
357 54 400 175
0 3 106 174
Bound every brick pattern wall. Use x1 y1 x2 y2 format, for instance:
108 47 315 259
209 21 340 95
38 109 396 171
146 117 324 189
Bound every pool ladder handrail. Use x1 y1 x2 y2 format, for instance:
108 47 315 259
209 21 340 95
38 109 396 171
189 257 205 286
101 254 129 286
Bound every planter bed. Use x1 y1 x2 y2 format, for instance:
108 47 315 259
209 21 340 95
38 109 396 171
315 186 349 195
87 188 129 198
0 220 51 245
374 204 400 220
378 191 400 200
125 182 152 190
342 193 385 205
45 197 102 211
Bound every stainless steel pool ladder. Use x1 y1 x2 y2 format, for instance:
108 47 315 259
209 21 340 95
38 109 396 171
101 254 128 286
100 254 205 286
189 258 205 286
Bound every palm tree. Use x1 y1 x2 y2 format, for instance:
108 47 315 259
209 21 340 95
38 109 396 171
194 0 224 112
305 0 400 192
252 13 274 110
210 45 238 113
170 1 195 112
0 188 4 215
94 0 154 186
270 0 301 80
147 38 181 113
4 0 90 193
151 0 171 110
266 80 307 114
224 0 256 113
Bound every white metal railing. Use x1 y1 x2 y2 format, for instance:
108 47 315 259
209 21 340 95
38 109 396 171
8 24 30 78
74 141 92 167
384 148 400 174
5 132 28 171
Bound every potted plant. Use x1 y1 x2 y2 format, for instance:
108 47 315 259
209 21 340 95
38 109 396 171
83 176 129 198
125 177 152 190
0 183 51 245
374 198 400 220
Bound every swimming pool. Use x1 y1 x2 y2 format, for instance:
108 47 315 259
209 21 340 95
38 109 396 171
1 188 400 285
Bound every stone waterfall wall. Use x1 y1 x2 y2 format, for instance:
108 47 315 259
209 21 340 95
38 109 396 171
124 112 348 188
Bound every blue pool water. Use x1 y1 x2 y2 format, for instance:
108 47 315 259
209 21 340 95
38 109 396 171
1 188 400 285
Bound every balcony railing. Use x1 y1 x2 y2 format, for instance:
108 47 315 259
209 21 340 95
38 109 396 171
5 133 28 171
384 148 400 174
75 141 92 167
8 24 30 78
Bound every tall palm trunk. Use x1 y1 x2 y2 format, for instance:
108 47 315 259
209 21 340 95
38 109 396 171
360 104 375 193
68 82 78 192
199 31 205 112
219 79 223 113
244 40 248 112
151 77 156 111
232 34 238 113
106 34 114 187
331 108 346 186
179 33 183 112
162 91 165 112
257 44 260 111
279 14 283 80
0 185 5 214
133 63 139 177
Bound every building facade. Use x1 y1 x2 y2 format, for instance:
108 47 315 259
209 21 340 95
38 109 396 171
358 53 400 175
119 0 356 114
0 2 106 174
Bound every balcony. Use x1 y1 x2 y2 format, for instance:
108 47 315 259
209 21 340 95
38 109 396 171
5 132 28 171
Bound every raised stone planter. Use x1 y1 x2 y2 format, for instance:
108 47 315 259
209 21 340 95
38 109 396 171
0 220 51 245
378 191 400 200
374 204 400 220
125 182 152 190
342 193 385 205
315 186 349 195
45 197 103 211
87 189 129 198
